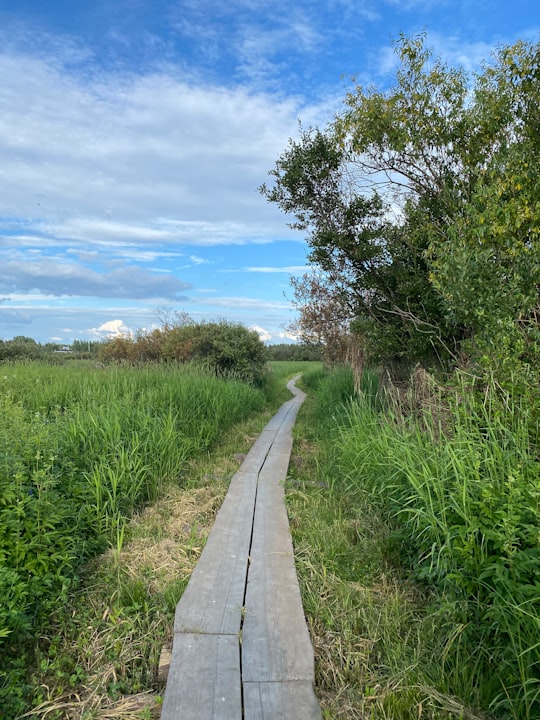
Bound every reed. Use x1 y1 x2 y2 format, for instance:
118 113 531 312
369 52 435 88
0 361 265 716
284 365 539 718
335 373 539 718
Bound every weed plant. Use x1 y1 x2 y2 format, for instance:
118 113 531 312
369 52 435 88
9 360 316 719
0 361 264 716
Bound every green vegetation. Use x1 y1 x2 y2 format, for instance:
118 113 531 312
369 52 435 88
266 342 323 362
1 320 269 383
289 366 539 719
0 336 103 361
99 318 268 384
264 37 539 715
0 361 266 717
261 34 539 383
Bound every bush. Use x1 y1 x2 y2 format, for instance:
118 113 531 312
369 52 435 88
100 320 268 385
171 321 268 384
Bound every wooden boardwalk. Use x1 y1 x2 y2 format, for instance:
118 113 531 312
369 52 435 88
161 377 321 719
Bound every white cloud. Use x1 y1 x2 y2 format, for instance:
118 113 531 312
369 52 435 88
0 258 190 300
197 296 292 310
88 319 133 338
189 255 210 265
278 329 298 341
0 307 33 324
428 34 501 73
382 0 450 9
251 324 272 342
373 30 521 82
0 47 314 242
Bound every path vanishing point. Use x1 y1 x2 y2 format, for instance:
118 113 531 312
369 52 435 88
161 376 322 719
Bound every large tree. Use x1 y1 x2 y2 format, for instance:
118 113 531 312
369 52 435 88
262 35 540 378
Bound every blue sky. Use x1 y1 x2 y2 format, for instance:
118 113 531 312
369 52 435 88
0 0 538 344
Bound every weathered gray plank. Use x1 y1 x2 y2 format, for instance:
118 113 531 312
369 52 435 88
261 400 296 429
264 429 293 458
241 382 316 689
243 681 322 720
239 429 278 472
161 633 241 719
286 375 306 400
173 470 257 635
242 469 315 683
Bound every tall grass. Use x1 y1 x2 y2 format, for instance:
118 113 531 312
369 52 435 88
286 366 538 718
335 374 540 718
0 361 264 715
266 360 323 406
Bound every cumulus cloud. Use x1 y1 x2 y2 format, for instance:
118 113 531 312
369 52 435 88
88 319 133 338
251 324 272 342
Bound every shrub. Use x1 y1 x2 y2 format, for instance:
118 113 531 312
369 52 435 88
99 320 268 384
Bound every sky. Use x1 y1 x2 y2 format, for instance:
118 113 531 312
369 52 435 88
0 1 538 345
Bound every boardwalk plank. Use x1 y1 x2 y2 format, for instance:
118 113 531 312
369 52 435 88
239 430 277 472
161 376 320 719
242 469 314 683
173 470 256 635
243 681 322 719
161 633 241 719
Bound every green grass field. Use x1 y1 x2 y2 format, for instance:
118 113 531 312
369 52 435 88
0 360 272 716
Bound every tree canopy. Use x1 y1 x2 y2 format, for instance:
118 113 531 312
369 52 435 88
261 34 540 382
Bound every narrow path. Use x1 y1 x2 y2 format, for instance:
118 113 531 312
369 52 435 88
161 376 321 719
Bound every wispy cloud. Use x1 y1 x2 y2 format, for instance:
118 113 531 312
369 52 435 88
198 296 292 310
0 46 308 241
0 307 33 324
0 258 190 300
189 255 210 265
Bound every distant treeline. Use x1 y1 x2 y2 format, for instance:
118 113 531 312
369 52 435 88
0 330 322 374
0 337 103 361
266 342 322 361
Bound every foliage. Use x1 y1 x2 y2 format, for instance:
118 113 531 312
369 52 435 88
287 366 467 718
0 336 48 361
266 342 323 362
0 337 104 361
287 365 540 718
70 339 102 356
261 34 540 380
335 374 540 718
0 362 264 716
288 271 357 364
99 319 268 384
428 42 540 380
